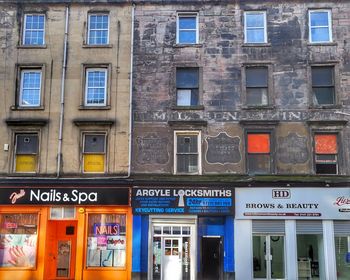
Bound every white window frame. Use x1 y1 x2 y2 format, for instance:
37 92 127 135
309 10 332 43
19 69 42 107
23 14 45 45
87 13 110 45
84 68 108 106
244 11 267 44
174 131 202 175
176 13 199 44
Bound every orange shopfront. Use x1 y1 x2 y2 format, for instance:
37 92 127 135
0 186 132 280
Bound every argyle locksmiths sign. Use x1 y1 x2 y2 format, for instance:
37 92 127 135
0 187 130 205
132 187 234 215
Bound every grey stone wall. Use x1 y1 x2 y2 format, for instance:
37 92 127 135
132 1 350 175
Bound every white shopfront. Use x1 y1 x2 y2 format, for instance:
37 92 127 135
235 188 350 280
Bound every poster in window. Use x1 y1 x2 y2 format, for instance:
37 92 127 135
113 249 126 267
248 134 270 153
101 249 113 267
0 234 37 267
107 236 126 250
87 237 97 250
87 249 101 267
97 236 107 250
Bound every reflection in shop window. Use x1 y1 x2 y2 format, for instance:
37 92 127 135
86 213 126 268
0 213 38 268
335 236 350 280
296 220 324 278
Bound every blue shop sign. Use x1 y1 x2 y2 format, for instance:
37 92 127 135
132 187 234 215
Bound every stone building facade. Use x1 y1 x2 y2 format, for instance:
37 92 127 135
0 1 133 280
131 1 350 280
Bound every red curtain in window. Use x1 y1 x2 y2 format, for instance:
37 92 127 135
247 134 270 153
315 134 337 154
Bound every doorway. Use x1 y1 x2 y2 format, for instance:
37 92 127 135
151 222 195 280
253 235 285 280
44 220 77 280
201 237 222 280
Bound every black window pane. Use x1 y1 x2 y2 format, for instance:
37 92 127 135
191 89 199 105
176 68 199 88
248 154 270 174
316 154 336 161
316 163 337 174
313 87 335 105
84 135 105 153
246 88 268 105
16 135 38 154
312 67 334 86
177 135 197 153
177 154 198 173
246 67 268 87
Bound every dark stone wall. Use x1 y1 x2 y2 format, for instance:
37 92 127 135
131 1 350 175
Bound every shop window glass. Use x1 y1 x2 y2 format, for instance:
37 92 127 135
83 134 106 173
86 213 126 268
247 133 271 174
297 234 325 279
314 134 338 174
335 236 350 279
253 235 285 279
15 134 39 173
0 213 38 268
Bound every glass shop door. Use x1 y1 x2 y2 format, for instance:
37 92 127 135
253 235 285 280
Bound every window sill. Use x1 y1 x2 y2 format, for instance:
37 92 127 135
174 172 201 176
171 105 204 110
307 42 337 46
79 105 111 110
241 105 275 110
242 43 271 47
17 44 47 49
308 104 341 109
82 44 113 48
173 43 203 48
11 106 45 111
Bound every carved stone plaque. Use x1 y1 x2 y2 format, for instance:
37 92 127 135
278 132 309 164
136 134 169 164
206 133 241 164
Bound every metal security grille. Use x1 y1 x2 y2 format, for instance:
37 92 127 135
296 221 323 234
334 221 350 235
252 220 285 234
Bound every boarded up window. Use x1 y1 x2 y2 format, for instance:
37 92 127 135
248 134 270 153
315 134 337 154
83 134 106 173
15 134 38 173
247 133 271 174
314 134 338 174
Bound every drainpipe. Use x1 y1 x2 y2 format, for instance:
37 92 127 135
127 3 135 178
57 6 69 177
